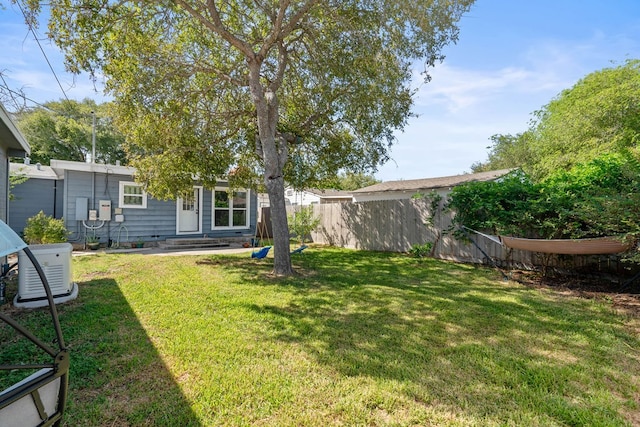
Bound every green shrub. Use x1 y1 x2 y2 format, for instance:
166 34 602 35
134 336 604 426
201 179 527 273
447 153 640 241
288 205 321 245
23 211 69 244
409 242 433 258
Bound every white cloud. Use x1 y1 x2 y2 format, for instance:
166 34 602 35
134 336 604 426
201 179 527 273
412 64 541 112
410 25 640 118
375 28 640 182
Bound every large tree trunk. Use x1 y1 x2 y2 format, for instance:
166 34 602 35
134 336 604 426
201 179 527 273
264 174 294 276
249 60 294 276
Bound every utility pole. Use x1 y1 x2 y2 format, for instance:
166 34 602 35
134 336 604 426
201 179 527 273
91 111 96 164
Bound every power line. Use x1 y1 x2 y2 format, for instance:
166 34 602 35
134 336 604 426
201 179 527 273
15 0 72 104
0 83 61 113
0 82 103 123
0 73 24 111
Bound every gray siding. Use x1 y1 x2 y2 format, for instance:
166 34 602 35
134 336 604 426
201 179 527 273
0 149 7 223
9 178 63 234
1 103 30 223
62 170 257 246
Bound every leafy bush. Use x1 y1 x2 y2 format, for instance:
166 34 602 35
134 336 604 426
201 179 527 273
288 206 321 245
447 152 640 242
408 242 433 258
447 169 544 237
23 211 69 244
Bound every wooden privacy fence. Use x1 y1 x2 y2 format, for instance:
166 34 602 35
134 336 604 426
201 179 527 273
287 199 628 272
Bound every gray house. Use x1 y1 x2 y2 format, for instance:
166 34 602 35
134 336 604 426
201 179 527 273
0 103 30 223
9 162 63 234
10 159 257 248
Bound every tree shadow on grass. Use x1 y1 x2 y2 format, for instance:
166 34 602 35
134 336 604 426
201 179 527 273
214 248 640 425
1 278 201 426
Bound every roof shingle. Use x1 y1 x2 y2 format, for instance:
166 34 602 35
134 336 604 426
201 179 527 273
352 169 513 194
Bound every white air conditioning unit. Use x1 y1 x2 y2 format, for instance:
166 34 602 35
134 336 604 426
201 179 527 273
15 243 77 308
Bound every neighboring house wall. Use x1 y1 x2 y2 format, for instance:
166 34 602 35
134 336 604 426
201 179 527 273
0 103 30 223
0 147 8 223
282 187 353 205
284 187 321 205
9 172 63 235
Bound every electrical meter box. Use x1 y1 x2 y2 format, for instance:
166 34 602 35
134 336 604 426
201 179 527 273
99 200 111 221
75 197 89 221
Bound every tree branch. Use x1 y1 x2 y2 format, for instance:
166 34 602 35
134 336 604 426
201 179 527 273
173 0 256 59
268 41 288 93
252 0 276 23
258 0 318 60
278 0 319 40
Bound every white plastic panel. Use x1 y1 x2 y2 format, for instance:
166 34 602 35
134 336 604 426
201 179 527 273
18 243 73 300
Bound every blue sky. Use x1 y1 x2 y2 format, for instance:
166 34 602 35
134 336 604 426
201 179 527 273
1 1 639 181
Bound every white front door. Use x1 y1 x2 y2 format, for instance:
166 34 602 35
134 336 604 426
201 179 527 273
177 187 202 234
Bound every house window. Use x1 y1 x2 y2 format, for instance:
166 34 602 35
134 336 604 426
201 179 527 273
119 181 147 209
182 197 195 212
213 188 249 228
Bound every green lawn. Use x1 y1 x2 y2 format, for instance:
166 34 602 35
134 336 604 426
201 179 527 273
2 247 639 426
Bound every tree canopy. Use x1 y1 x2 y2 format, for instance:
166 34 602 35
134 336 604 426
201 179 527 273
473 60 640 180
332 172 380 191
23 0 474 274
471 132 534 174
455 60 640 259
14 99 126 165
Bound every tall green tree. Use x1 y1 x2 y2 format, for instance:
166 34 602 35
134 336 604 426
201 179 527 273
14 99 126 165
22 0 473 275
472 60 640 179
526 59 640 179
334 172 380 191
471 131 534 173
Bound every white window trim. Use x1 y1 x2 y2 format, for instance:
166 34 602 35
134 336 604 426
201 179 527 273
212 188 250 230
119 181 147 209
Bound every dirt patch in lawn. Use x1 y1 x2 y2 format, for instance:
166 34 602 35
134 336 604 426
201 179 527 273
509 270 640 319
